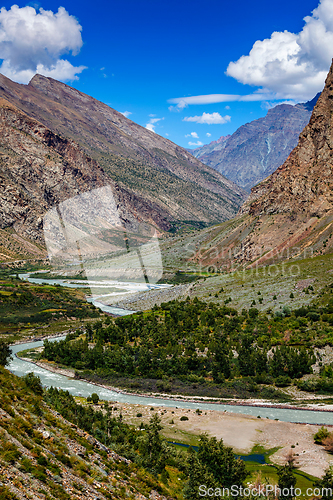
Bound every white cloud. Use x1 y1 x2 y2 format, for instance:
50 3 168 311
261 100 298 110
145 116 164 133
225 105 230 110
206 133 212 137
145 123 156 132
0 5 86 83
188 141 203 146
168 99 188 112
185 132 199 138
120 111 132 118
226 0 333 100
183 112 231 125
168 92 276 106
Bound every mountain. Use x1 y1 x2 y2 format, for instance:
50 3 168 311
186 61 333 271
0 74 246 252
0 98 173 261
190 95 319 191
187 134 230 157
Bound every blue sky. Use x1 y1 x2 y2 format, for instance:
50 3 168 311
0 0 332 148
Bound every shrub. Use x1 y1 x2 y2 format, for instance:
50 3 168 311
314 427 330 444
0 340 12 366
249 308 259 318
275 375 292 387
23 372 43 396
91 393 99 405
180 416 189 421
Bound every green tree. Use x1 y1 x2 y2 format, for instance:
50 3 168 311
0 340 12 367
197 434 247 488
91 393 99 404
23 372 43 396
139 414 167 475
277 464 297 500
314 464 333 500
183 447 216 499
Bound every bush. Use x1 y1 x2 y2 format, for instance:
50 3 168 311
180 416 189 421
275 375 292 387
249 308 259 318
23 372 43 396
0 340 12 366
307 311 320 322
91 393 99 405
314 427 330 444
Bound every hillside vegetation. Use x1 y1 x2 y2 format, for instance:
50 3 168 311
40 293 333 400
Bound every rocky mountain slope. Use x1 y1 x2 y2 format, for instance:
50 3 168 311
0 98 175 261
190 96 319 191
0 74 246 237
187 134 230 158
184 60 333 271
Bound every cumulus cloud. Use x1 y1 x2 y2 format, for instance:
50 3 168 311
145 116 164 133
206 133 212 137
120 111 132 118
188 141 203 146
185 132 199 138
226 0 333 100
183 112 231 125
0 5 86 83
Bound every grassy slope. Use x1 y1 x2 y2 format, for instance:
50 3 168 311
0 367 172 500
0 270 102 343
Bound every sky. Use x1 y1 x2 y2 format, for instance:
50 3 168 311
0 0 332 149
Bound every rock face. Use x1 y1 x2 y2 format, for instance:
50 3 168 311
190 96 319 191
0 99 173 258
187 135 230 158
188 61 333 270
244 65 333 220
0 73 246 230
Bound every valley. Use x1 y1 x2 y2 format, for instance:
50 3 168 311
0 42 333 500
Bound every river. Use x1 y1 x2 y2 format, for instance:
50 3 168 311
11 273 333 425
8 338 333 425
18 273 171 316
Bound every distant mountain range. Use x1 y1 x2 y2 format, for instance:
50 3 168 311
0 74 247 261
189 95 319 191
186 61 333 271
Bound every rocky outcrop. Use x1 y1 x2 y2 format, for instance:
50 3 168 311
190 95 319 191
244 64 333 219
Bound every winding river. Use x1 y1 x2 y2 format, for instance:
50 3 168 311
8 338 333 424
9 273 333 425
